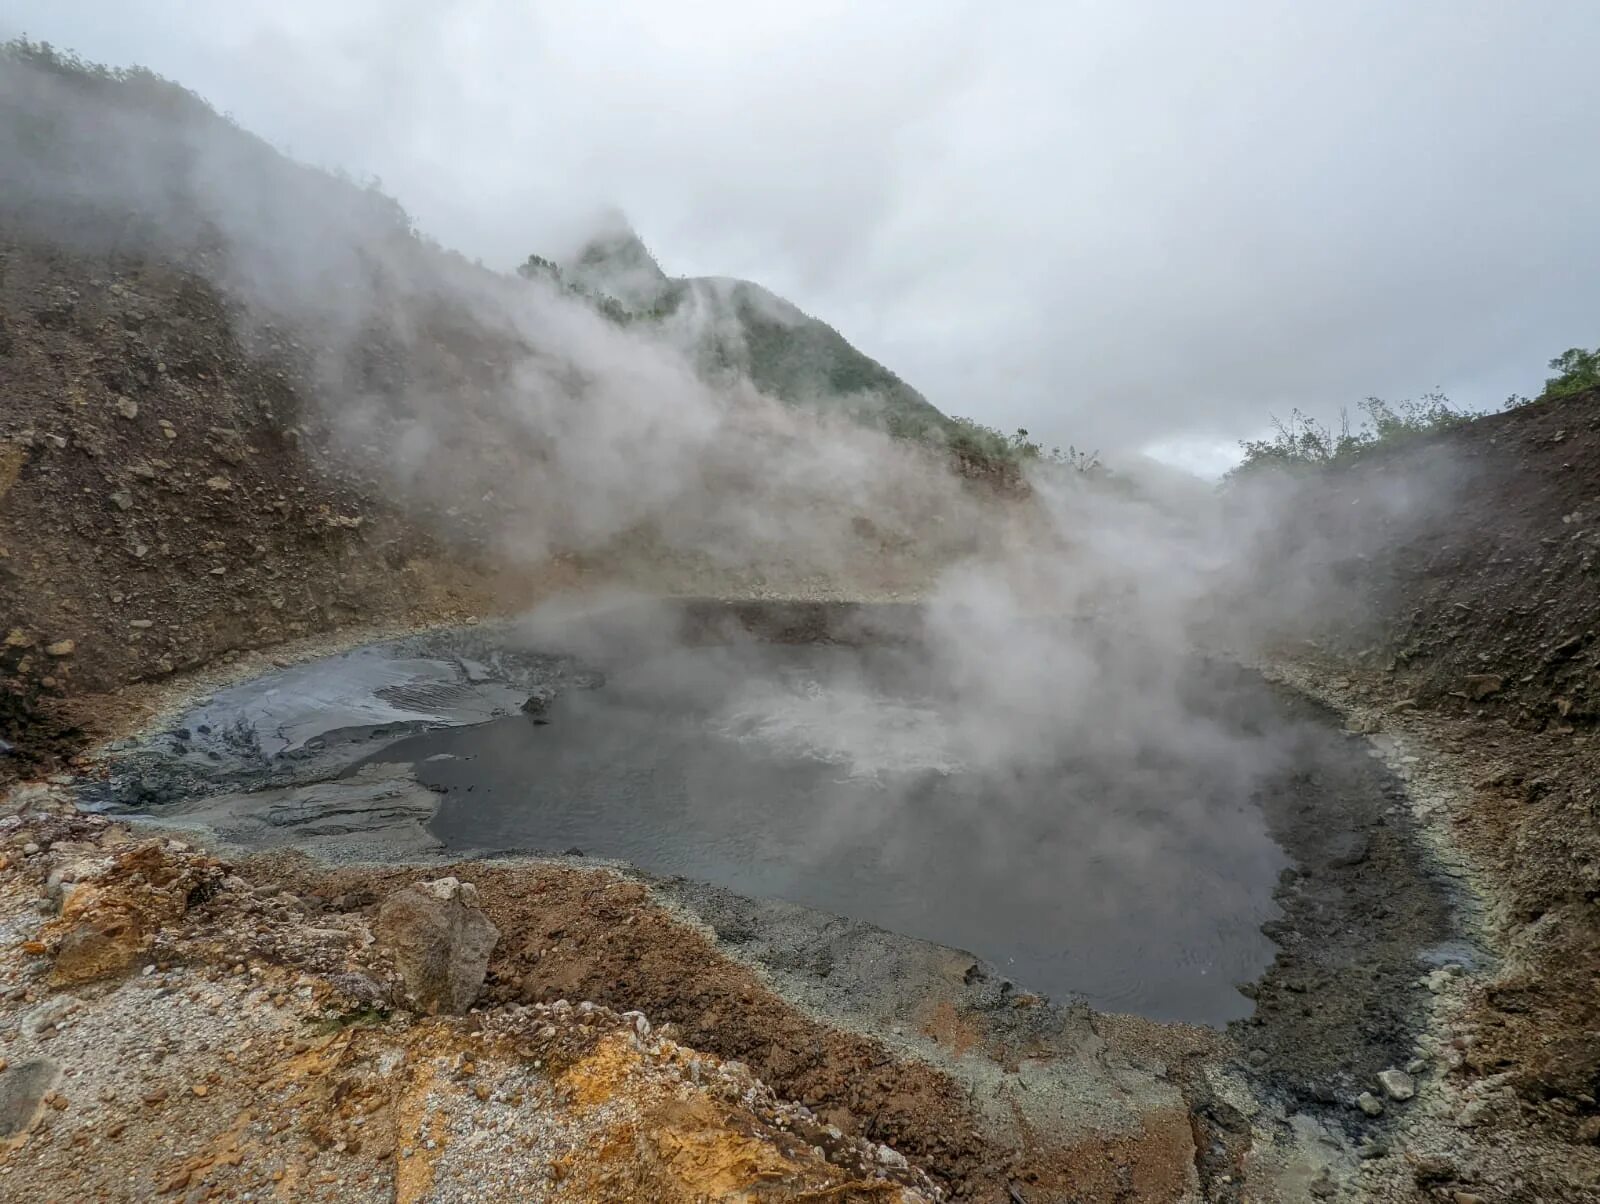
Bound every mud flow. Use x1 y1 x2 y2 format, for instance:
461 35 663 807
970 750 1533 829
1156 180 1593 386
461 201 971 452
96 600 1443 1034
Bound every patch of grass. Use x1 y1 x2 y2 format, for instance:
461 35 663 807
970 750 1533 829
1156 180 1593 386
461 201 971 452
306 1006 391 1035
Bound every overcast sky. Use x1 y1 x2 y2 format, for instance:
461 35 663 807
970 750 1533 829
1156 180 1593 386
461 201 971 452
7 1 1599 471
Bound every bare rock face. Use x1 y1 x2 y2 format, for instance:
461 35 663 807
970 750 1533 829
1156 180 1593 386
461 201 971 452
375 877 499 1014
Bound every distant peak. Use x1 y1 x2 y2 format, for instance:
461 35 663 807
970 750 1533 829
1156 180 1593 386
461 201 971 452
564 209 668 308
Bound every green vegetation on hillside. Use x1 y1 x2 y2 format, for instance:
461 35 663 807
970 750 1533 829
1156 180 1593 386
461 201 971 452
945 418 1100 473
1542 344 1600 399
1233 393 1469 475
526 229 958 443
1235 340 1600 478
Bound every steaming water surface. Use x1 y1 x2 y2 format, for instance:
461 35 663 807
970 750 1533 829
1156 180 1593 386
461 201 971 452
366 640 1295 1026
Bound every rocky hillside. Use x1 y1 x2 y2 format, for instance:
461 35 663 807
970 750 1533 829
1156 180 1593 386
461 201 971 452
1305 386 1600 729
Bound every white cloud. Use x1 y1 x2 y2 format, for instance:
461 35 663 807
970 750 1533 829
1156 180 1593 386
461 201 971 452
7 0 1598 455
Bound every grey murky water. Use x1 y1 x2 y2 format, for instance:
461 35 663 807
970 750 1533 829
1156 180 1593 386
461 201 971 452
366 640 1294 1025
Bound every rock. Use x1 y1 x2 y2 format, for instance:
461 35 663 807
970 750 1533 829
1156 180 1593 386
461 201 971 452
21 996 75 1039
129 619 154 629
158 419 177 439
1452 1194 1486 1204
1357 1091 1385 1116
0 1058 60 1138
1247 1047 1270 1067
326 972 389 1009
114 397 139 420
204 475 233 492
375 878 499 1014
51 914 143 986
1462 674 1503 700
44 640 75 657
1411 1155 1458 1185
1377 1068 1415 1101
109 490 134 511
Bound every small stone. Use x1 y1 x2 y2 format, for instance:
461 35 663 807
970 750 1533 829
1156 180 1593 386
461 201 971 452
1406 1057 1428 1075
129 620 154 629
1247 1048 1270 1067
1376 1068 1416 1101
191 1084 208 1097
44 640 75 657
109 490 134 511
22 842 40 856
1356 1092 1384 1116
204 475 233 492
1452 1194 1486 1204
114 397 139 420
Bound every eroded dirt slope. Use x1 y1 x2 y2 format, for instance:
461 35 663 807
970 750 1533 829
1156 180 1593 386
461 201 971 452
0 233 574 770
1323 386 1600 727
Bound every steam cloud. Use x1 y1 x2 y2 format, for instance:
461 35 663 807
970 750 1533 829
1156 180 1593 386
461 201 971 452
2 46 1466 1014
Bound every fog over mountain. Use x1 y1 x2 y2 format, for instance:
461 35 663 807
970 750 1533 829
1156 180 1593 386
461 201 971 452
6 1 1600 470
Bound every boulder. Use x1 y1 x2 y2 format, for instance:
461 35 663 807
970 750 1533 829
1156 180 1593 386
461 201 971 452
1376 1068 1416 1101
375 878 499 1014
0 1059 60 1139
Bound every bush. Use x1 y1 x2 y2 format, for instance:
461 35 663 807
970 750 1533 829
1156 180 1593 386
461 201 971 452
943 418 1099 474
1233 392 1468 476
1542 345 1600 399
